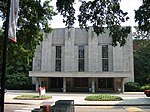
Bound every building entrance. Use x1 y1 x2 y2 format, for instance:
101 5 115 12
98 78 114 91
70 78 89 92
48 77 63 91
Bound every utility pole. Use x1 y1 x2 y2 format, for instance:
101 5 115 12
0 0 11 112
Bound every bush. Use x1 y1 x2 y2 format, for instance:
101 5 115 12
85 94 123 101
14 95 52 100
5 72 33 90
124 82 140 92
5 84 35 90
140 84 150 91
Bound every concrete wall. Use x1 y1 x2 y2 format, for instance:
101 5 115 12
32 44 42 71
88 27 99 71
32 27 134 82
41 33 52 71
64 28 75 71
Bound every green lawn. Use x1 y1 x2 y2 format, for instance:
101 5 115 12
85 94 123 101
14 95 52 100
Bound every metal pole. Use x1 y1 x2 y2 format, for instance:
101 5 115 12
0 0 11 112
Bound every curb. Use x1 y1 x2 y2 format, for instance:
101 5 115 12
5 102 150 106
5 102 34 105
74 104 150 106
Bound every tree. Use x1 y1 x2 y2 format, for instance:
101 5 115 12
135 0 150 33
57 0 131 46
133 27 150 85
133 0 150 85
134 40 150 85
0 0 56 88
1 0 55 65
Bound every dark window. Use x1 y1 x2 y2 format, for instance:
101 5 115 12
50 78 63 88
78 46 84 72
102 45 108 58
56 46 61 58
55 46 61 71
98 78 114 89
102 45 109 71
74 78 88 87
102 59 108 71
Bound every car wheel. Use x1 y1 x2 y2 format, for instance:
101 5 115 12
146 94 150 97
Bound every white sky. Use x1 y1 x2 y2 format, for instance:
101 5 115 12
49 0 142 28
0 0 142 29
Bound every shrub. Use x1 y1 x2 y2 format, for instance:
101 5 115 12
85 94 123 101
14 95 52 100
5 72 32 90
140 84 150 91
124 82 140 92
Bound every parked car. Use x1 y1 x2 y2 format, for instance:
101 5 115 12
144 90 150 97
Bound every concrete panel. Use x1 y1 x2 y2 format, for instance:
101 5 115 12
61 46 65 71
75 28 88 45
98 29 112 44
52 28 65 45
88 28 99 71
98 45 102 71
113 45 123 71
123 33 134 82
51 46 55 72
41 33 52 71
85 46 88 72
74 46 78 71
33 44 42 71
64 28 75 71
108 45 113 71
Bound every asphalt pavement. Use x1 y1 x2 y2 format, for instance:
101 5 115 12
4 90 150 106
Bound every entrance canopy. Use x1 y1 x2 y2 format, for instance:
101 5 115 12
29 71 130 78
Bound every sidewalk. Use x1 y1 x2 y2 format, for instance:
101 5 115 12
4 90 150 106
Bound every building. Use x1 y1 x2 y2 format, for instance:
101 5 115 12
29 27 134 93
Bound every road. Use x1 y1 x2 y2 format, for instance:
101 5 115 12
4 104 150 112
3 91 150 112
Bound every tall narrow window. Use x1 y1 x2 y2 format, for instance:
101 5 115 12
55 46 61 71
102 45 109 71
78 45 84 72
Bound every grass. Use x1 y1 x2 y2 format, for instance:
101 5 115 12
13 95 52 100
85 94 123 101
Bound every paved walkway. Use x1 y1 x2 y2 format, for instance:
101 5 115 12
4 90 150 106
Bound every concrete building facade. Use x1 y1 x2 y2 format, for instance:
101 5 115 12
29 27 134 93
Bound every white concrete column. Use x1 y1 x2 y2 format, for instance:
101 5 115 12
64 28 75 71
35 77 40 92
122 78 124 93
91 79 95 93
63 77 66 92
88 27 99 72
41 33 52 71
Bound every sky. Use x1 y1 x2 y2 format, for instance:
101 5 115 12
49 0 142 28
0 0 142 29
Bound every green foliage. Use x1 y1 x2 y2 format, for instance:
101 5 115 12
85 94 123 101
56 0 75 27
140 84 150 91
134 40 150 85
5 72 32 89
14 95 52 100
135 0 150 33
56 0 131 46
124 82 141 92
0 0 55 88
0 0 55 66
